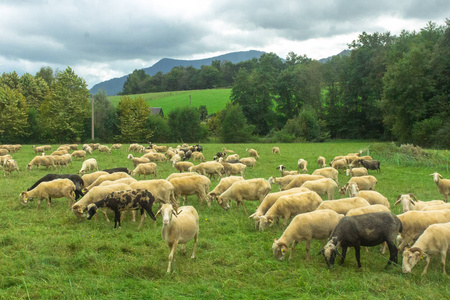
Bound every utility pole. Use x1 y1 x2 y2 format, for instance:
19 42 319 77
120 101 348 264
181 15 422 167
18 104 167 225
189 95 191 107
91 94 95 140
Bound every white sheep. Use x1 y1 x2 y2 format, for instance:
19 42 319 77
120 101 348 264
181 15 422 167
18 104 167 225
78 158 99 174
130 179 177 207
84 172 131 192
312 167 339 184
26 156 56 171
317 156 326 168
394 193 445 212
220 162 247 177
225 154 240 161
331 158 347 171
81 171 109 187
222 147 234 153
52 154 72 168
166 172 198 181
188 161 224 180
272 147 280 155
345 167 368 177
172 161 194 173
130 162 158 178
357 190 391 208
300 178 338 200
127 154 150 168
430 172 450 202
20 178 76 209
402 222 450 275
297 159 308 173
99 178 137 186
82 144 93 154
33 145 46 154
207 176 245 203
156 204 199 273
283 174 325 190
278 165 299 177
246 148 260 159
421 203 450 211
272 209 344 261
169 175 211 206
111 143 122 150
2 159 19 176
346 204 391 216
339 176 377 194
240 157 257 169
191 151 206 162
268 175 300 191
71 150 86 160
315 197 370 215
0 154 12 166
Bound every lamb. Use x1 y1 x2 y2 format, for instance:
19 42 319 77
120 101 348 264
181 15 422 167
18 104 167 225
26 156 56 171
103 167 130 174
259 191 323 231
188 161 224 179
272 209 344 261
172 161 194 173
249 187 310 228
278 165 299 177
246 148 260 160
272 147 280 155
214 178 271 214
430 172 450 202
268 175 301 191
2 159 19 176
320 212 402 269
111 143 122 150
297 159 308 173
207 176 245 203
396 210 450 252
27 174 84 200
129 162 157 179
394 193 445 212
300 178 338 200
240 157 257 169
345 167 368 177
312 167 339 184
20 178 76 209
191 151 206 162
84 172 131 192
315 197 370 215
331 158 347 171
317 156 326 168
283 174 325 190
130 179 177 207
127 154 150 167
339 176 377 194
402 222 450 275
169 175 211 206
358 159 381 173
78 158 99 174
71 150 86 160
86 189 156 229
81 171 109 187
220 162 247 177
156 204 199 273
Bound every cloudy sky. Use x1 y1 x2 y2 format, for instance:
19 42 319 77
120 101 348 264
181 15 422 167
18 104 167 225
1 0 449 88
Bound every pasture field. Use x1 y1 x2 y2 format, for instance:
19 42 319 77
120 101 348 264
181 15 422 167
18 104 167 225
108 89 232 114
0 142 449 299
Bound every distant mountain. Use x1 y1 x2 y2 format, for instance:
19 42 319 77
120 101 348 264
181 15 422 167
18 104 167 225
90 50 266 95
318 49 351 63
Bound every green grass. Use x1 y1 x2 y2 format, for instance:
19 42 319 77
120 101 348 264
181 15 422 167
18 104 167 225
108 89 232 115
1 142 449 299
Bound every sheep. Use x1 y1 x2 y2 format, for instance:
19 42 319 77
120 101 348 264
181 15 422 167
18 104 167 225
272 209 344 261
222 147 235 153
152 145 167 152
430 172 450 202
358 159 381 173
127 154 150 167
0 149 9 156
51 150 69 156
27 174 85 200
84 172 131 192
81 171 109 187
320 212 402 269
317 156 326 168
111 143 122 150
165 150 176 160
102 167 130 174
182 150 193 161
52 154 72 168
300 178 338 200
421 203 450 211
33 145 46 154
297 159 308 173
188 161 224 180
172 161 194 173
127 143 145 152
278 165 299 177
71 150 86 160
356 190 391 208
214 178 271 214
315 197 370 215
402 222 450 275
83 144 93 154
312 167 339 184
26 156 56 171
394 193 445 212
272 147 280 155
396 210 450 252
331 158 347 171
143 152 166 162
339 176 377 194
259 191 323 231
349 155 373 167
345 167 368 177
156 204 199 273
220 162 247 177
283 174 325 190
170 154 182 164
169 175 211 206
20 178 76 209
99 178 137 186
246 148 260 159
130 179 177 207
130 162 157 178
240 157 257 169
268 175 301 191
213 152 227 160
2 159 19 176
346 204 391 216
78 158 99 175
166 172 198 181
191 151 206 162
225 154 240 161
0 154 12 166
207 176 245 203
86 189 156 229
249 187 310 228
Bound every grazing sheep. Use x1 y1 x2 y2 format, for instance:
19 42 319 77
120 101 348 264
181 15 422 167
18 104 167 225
346 204 391 216
102 167 130 174
191 151 206 162
166 172 198 181
402 222 450 275
81 171 109 187
278 165 299 177
239 157 257 169
26 156 56 171
331 158 347 171
172 161 194 173
33 145 46 154
421 203 450 211
349 155 373 168
316 197 370 215
259 191 323 231
127 154 150 167
2 159 19 176
214 178 271 214
111 143 122 150
27 174 84 200
130 162 158 178
152 145 167 153
358 159 381 173
127 143 145 152
225 154 240 161
283 174 325 190
272 209 344 261
169 175 211 206
99 178 137 187
98 145 111 154
87 189 156 229
246 148 260 160
130 179 177 207
143 152 167 162
20 178 76 209
78 158 99 175
300 178 338 200
317 156 326 168
339 176 377 194
207 176 245 204
396 210 450 252
156 204 199 273
51 154 72 168
320 212 402 269
268 175 301 191
272 147 280 155
220 162 247 177
71 150 86 160
430 172 450 202
170 154 182 165
213 152 227 160
51 150 69 156
84 172 131 192
345 167 368 177
297 159 308 173
83 144 93 154
394 193 445 212
357 190 391 208
222 147 234 153
0 149 8 156
312 167 339 184
0 154 12 166
188 161 224 180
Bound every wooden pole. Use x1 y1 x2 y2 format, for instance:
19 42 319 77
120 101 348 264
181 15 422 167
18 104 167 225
91 95 95 140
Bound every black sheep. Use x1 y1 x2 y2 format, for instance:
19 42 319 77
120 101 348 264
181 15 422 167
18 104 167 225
319 211 402 269
358 159 381 173
103 167 130 174
213 152 227 160
27 174 84 200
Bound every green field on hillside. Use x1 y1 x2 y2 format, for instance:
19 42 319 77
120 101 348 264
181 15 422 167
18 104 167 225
109 89 232 115
1 142 449 299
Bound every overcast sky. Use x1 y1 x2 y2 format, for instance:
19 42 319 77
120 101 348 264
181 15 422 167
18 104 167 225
1 0 449 88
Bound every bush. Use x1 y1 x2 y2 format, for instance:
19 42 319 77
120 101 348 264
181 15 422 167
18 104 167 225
412 117 442 148
147 114 171 143
218 103 255 143
281 106 329 142
168 106 208 143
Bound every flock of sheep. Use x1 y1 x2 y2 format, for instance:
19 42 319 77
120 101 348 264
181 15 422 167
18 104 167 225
1 142 450 275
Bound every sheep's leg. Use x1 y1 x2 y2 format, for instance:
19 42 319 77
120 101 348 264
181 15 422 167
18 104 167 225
386 240 398 268
167 241 178 273
114 210 121 229
289 241 298 260
305 240 311 261
441 251 447 275
240 201 249 215
102 208 110 222
380 242 387 254
191 232 198 259
422 256 432 275
354 245 362 268
397 237 409 253
181 244 186 255
340 247 348 266
138 211 146 229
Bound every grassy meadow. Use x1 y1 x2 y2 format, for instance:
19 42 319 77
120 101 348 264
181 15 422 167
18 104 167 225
108 89 232 114
0 142 449 299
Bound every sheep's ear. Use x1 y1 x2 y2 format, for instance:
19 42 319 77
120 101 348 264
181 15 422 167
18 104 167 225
155 208 162 217
249 213 256 219
409 193 418 201
439 174 443 179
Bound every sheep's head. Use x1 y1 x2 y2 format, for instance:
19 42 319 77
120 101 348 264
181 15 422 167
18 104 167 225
402 247 426 273
156 203 180 226
86 204 98 220
258 216 274 231
430 172 442 183
278 165 285 172
319 238 341 269
216 196 230 211
339 184 349 195
71 204 86 218
19 192 29 205
394 194 417 212
272 239 288 261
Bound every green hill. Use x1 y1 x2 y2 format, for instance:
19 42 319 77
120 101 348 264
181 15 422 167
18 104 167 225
108 88 232 115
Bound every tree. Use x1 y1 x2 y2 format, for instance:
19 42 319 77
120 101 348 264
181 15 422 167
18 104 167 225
117 96 151 142
92 90 118 142
218 103 254 143
19 73 49 109
121 69 150 95
35 66 54 88
146 114 171 143
39 67 90 142
168 106 207 142
0 85 29 143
